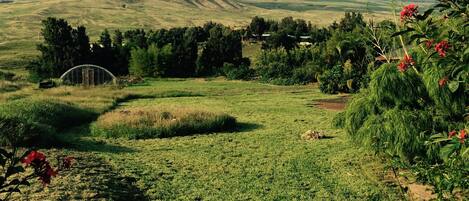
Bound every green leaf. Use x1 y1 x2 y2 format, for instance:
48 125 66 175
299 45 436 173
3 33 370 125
464 47 469 55
447 81 459 93
0 149 9 157
20 179 30 186
462 147 469 157
422 9 434 19
391 28 415 37
5 166 25 177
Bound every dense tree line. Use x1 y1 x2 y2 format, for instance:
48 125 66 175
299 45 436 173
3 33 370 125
29 14 399 95
29 18 245 80
249 13 398 93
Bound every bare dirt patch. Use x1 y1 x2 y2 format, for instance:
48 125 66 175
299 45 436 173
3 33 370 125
308 95 350 111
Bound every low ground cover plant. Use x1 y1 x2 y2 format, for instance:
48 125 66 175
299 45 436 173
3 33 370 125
91 107 236 139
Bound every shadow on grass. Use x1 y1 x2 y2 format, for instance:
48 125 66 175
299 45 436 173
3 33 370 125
57 125 136 154
236 122 264 133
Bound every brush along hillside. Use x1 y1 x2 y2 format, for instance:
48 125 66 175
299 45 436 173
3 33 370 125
0 0 435 68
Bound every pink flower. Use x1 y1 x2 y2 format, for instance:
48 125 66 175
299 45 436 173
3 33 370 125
400 4 419 21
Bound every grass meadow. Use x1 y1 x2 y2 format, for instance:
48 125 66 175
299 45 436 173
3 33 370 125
1 78 403 200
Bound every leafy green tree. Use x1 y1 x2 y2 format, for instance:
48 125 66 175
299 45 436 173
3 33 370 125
129 44 173 77
197 25 242 76
29 17 91 79
249 16 267 39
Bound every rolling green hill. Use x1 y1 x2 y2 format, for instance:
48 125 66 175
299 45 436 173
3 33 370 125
0 0 434 68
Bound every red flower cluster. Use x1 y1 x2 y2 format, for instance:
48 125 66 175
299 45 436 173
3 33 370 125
460 130 466 143
21 151 46 165
438 77 448 87
400 4 419 21
435 40 450 57
21 151 58 185
398 55 415 72
448 129 467 143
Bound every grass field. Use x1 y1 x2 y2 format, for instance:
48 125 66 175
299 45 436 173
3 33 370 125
2 78 403 200
0 0 435 69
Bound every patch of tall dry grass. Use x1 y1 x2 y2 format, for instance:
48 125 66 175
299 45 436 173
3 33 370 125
92 106 236 139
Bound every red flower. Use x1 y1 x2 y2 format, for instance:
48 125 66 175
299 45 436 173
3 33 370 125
435 40 450 57
397 55 415 72
448 130 457 138
438 77 448 87
398 62 408 72
425 39 434 49
400 4 419 21
459 129 466 143
404 55 415 65
21 151 46 166
39 163 58 185
62 157 75 169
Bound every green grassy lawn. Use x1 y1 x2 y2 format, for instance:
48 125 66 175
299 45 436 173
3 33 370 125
5 78 402 200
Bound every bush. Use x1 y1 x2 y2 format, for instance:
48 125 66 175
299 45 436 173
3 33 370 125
0 116 54 147
0 99 97 146
92 107 237 139
368 63 428 109
257 47 323 85
222 63 255 81
319 65 347 94
331 112 345 128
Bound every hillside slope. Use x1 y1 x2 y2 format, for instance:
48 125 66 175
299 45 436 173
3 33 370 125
0 0 434 68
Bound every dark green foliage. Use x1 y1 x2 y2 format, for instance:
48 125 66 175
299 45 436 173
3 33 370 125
422 67 465 118
0 99 97 147
197 25 243 76
319 65 347 94
256 13 376 89
331 112 345 128
222 62 255 81
344 91 376 136
343 63 464 164
129 44 173 77
249 16 267 39
263 30 297 51
369 63 428 109
356 109 435 161
0 116 54 147
257 47 321 85
337 12 366 32
29 17 91 79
